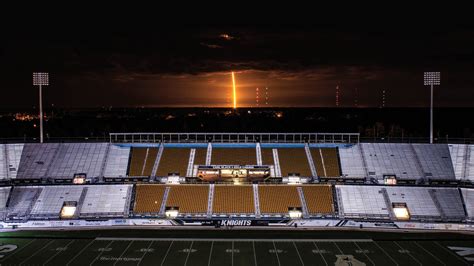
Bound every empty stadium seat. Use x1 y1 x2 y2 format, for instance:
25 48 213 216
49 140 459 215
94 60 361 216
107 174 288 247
258 185 301 214
156 148 190 177
211 148 256 165
336 185 390 219
128 148 147 176
260 148 274 165
80 185 132 218
278 148 311 177
30 186 85 218
133 184 166 213
302 185 334 215
338 144 366 178
213 185 254 214
166 185 209 214
104 145 130 177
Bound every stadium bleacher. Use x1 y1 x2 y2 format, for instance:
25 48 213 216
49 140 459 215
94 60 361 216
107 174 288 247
46 143 108 179
338 144 366 178
166 185 209 214
133 184 166 214
336 185 390 219
0 139 472 227
104 145 130 177
213 185 255 215
258 185 301 215
128 147 148 176
30 185 85 218
211 148 256 165
79 184 132 218
156 148 190 177
361 143 423 181
412 144 455 180
277 148 312 177
460 188 473 221
6 186 42 220
301 185 334 215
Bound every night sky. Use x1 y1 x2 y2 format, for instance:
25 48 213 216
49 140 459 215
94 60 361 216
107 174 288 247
2 19 474 108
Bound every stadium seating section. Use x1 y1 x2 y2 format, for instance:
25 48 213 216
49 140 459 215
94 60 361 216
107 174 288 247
166 185 209 213
133 184 166 213
277 148 312 177
211 148 256 165
258 185 301 214
156 148 190 177
311 148 341 177
260 148 274 165
213 185 255 214
302 185 334 215
193 148 207 165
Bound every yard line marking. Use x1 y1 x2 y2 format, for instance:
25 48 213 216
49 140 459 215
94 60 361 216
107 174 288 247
272 241 281 266
252 241 258 266
66 239 95 266
137 240 154 266
434 241 470 265
96 237 373 242
43 239 75 266
184 241 194 266
231 241 234 266
394 241 422 266
113 240 134 266
1 238 36 261
333 242 344 254
208 241 214 266
312 241 328 266
160 240 173 266
292 241 304 266
353 241 375 266
19 239 54 266
372 241 399 266
414 241 446 266
89 240 114 266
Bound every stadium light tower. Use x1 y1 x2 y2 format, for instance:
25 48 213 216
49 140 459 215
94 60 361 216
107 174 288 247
424 72 440 144
33 72 49 143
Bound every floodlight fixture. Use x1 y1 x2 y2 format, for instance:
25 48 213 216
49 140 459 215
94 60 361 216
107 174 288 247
424 72 440 144
33 72 49 143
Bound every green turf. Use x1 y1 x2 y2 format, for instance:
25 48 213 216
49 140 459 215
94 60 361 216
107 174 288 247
0 230 473 265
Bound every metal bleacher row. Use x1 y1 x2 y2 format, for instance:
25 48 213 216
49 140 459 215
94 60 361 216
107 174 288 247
0 184 472 222
1 142 474 181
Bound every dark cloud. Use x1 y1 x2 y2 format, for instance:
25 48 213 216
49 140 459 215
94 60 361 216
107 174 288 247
1 25 474 107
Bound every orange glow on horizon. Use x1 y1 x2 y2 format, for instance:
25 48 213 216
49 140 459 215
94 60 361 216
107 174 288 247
231 71 237 109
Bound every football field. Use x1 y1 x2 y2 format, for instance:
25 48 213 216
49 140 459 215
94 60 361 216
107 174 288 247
0 229 473 265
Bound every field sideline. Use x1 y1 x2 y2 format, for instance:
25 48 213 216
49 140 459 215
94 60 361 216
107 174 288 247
0 229 473 265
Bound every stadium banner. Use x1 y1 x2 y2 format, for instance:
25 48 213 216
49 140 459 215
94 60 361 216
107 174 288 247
174 218 291 226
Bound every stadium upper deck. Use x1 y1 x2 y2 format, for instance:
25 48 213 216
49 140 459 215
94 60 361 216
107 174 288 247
0 133 472 182
0 133 472 231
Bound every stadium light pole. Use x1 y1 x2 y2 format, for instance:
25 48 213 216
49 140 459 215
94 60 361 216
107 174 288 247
423 72 440 144
33 72 49 143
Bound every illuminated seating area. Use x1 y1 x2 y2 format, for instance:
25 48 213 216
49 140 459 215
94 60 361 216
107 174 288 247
0 144 24 180
213 185 254 215
260 148 274 165
258 185 301 214
142 148 158 176
128 147 147 176
79 185 132 218
133 184 166 214
278 148 311 177
302 185 334 215
156 148 190 177
166 185 209 214
30 186 84 218
194 148 207 165
6 187 42 220
211 148 256 165
104 145 130 178
321 148 341 177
